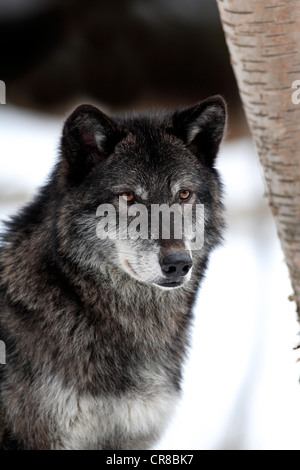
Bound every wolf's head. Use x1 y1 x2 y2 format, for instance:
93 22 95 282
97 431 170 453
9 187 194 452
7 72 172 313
56 97 226 289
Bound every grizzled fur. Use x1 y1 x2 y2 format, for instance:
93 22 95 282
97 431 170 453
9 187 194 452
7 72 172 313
0 96 226 450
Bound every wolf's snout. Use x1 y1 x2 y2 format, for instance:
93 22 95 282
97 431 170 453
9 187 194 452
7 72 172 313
160 252 192 278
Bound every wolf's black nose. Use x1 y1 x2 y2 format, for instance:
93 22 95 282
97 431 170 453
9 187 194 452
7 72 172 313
160 252 192 278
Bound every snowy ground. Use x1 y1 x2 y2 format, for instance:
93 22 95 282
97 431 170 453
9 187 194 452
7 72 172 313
0 105 299 450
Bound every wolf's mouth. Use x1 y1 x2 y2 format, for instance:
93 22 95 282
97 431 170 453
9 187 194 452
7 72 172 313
156 281 183 289
123 259 186 289
124 259 138 277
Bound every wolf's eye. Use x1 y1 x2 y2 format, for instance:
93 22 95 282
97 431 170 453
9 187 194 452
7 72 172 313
179 190 192 201
121 193 135 203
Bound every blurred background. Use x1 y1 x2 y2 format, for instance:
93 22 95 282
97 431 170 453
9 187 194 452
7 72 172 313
0 0 300 450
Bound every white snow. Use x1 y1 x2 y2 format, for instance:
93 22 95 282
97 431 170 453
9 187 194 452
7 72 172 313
0 105 299 450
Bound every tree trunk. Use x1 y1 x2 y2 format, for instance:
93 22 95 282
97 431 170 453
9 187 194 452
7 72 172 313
216 0 300 317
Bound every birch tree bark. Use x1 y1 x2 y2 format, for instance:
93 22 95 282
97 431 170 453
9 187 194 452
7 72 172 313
216 0 300 317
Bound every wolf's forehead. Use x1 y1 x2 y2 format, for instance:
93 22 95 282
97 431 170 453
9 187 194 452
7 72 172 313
131 185 149 199
133 182 185 198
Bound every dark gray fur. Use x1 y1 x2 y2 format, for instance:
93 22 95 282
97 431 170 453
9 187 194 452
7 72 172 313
0 96 226 449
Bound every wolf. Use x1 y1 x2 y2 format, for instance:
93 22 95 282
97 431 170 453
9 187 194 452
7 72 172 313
0 96 226 450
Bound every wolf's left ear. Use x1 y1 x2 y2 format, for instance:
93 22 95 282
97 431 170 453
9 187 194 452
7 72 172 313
61 104 125 184
172 96 227 167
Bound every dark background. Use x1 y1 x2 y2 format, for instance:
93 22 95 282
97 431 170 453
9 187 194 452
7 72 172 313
1 0 247 137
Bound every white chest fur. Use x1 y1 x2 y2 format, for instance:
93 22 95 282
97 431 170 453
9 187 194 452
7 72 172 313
39 372 179 449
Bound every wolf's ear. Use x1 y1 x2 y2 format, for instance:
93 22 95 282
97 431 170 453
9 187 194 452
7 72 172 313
61 104 125 184
172 96 227 167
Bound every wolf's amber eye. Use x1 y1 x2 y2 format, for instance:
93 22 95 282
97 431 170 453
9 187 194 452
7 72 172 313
121 193 135 203
179 190 191 201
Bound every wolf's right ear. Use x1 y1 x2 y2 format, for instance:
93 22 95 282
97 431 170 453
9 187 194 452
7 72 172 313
61 104 125 185
172 96 227 168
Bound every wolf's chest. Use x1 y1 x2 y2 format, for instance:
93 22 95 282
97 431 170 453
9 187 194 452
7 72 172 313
41 371 179 449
